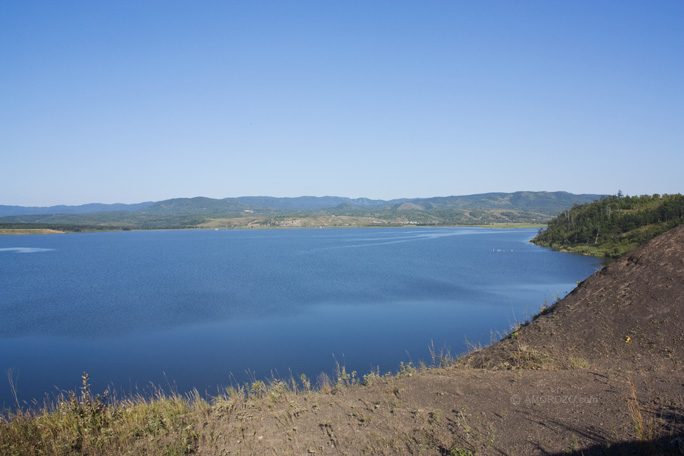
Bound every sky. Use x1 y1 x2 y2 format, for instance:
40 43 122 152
1 1 683 206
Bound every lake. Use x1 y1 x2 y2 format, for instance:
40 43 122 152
0 227 603 407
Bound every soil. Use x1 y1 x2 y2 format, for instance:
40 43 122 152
192 225 684 454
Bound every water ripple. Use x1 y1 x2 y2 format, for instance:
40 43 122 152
0 247 54 254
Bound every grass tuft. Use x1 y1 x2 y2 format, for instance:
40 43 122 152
626 379 660 445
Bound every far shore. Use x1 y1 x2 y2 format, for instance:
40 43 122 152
0 223 545 236
0 228 66 235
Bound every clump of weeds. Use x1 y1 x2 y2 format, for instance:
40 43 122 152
0 372 204 455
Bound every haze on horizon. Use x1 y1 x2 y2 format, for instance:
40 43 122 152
1 1 682 207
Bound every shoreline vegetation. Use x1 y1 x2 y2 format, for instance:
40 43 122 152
531 192 684 258
2 351 460 454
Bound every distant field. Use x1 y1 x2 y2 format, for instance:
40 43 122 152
0 228 65 235
479 223 545 229
0 223 546 235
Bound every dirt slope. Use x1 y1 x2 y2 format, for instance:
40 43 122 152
464 223 684 372
190 225 684 455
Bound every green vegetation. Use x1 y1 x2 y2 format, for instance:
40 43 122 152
0 192 600 233
532 192 684 258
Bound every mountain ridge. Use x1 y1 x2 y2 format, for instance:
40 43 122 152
0 191 606 231
0 191 602 217
0 201 155 217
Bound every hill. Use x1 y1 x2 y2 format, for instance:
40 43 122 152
532 193 684 257
0 197 394 218
234 196 404 211
0 201 154 217
2 225 683 454
0 191 603 232
398 191 601 215
466 223 684 372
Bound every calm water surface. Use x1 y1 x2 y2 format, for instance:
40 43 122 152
0 228 603 406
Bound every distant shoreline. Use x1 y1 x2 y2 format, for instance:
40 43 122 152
0 223 545 236
0 228 66 235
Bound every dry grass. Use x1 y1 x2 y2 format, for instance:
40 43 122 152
626 379 660 444
0 372 205 455
0 349 464 456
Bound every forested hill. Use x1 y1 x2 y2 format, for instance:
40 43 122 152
0 191 602 232
532 193 684 257
0 192 595 217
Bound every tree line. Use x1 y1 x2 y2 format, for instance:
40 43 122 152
532 192 684 257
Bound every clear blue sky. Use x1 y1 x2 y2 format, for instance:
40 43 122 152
1 1 682 206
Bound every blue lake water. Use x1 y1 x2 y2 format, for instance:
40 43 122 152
0 227 603 407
